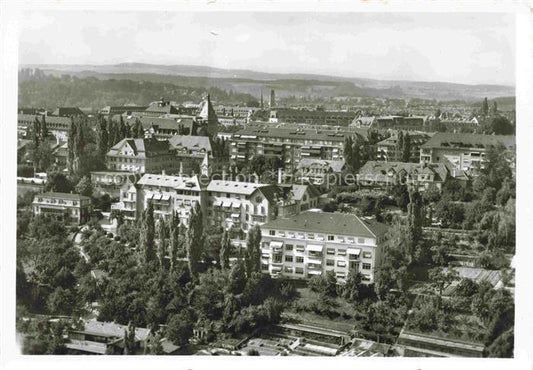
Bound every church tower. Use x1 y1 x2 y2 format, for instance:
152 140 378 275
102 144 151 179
201 152 210 177
269 89 276 108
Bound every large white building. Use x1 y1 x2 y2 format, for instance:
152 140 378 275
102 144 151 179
111 173 205 225
260 211 388 284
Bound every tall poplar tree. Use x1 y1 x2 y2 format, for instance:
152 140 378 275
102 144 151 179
402 132 411 162
396 131 404 162
168 211 180 273
139 202 156 264
67 117 76 174
186 202 204 279
157 218 168 270
245 225 262 277
220 229 231 271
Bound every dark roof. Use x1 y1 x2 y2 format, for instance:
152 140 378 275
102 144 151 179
107 138 171 159
262 210 388 238
420 133 515 150
358 161 449 182
169 135 212 153
145 102 180 115
51 107 85 117
36 192 91 201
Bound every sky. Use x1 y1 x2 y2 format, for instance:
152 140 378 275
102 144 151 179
18 11 515 86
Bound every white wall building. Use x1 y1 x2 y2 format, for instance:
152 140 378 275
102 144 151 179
260 211 388 284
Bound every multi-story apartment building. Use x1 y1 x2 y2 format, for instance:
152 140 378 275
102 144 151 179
111 173 205 225
357 161 450 192
106 138 176 174
229 126 356 171
376 133 431 163
419 133 515 176
260 211 388 284
32 192 92 224
268 108 356 126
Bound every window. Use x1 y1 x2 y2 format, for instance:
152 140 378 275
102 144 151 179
326 259 334 266
296 245 305 252
269 230 275 236
261 264 269 271
337 260 346 267
363 251 372 259
295 267 304 274
326 248 335 255
362 275 371 281
285 256 293 262
285 244 293 251
284 266 293 273
278 231 285 237
337 249 346 256
307 233 315 240
296 256 304 263
328 235 334 241
357 238 365 244
362 263 371 270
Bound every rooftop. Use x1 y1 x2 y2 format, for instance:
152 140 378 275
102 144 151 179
232 126 363 142
137 174 201 191
35 192 92 201
297 158 345 172
420 132 515 150
169 135 212 153
262 210 388 239
207 180 270 196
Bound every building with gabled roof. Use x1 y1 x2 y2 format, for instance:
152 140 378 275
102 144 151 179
296 158 346 186
106 137 176 174
357 161 449 192
50 107 85 117
169 135 212 158
260 211 388 283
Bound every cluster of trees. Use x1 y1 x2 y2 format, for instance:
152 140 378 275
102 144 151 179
66 207 295 349
18 72 258 110
407 276 514 357
428 144 515 257
25 115 54 173
343 131 381 172
17 215 85 317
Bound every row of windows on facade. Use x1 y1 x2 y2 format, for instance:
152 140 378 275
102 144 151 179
37 198 82 206
267 243 372 258
261 265 371 279
267 230 366 244
270 255 371 269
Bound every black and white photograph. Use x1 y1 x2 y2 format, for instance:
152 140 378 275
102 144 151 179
1 1 531 368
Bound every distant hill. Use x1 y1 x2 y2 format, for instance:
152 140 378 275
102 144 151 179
20 63 515 102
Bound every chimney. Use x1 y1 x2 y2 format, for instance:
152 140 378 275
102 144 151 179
162 170 166 176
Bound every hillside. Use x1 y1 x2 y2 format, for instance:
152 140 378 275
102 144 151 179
21 63 515 102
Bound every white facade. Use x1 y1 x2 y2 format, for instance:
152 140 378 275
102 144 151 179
260 213 386 284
